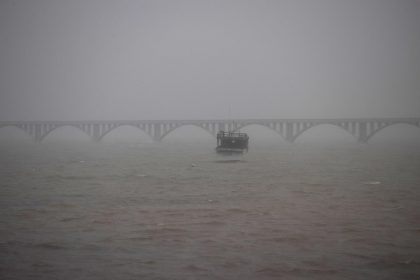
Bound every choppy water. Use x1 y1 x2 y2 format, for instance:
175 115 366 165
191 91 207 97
1 140 420 279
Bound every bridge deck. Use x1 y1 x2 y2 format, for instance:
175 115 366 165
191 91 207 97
1 118 419 143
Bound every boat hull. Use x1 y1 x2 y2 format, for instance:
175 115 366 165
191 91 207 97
216 147 247 153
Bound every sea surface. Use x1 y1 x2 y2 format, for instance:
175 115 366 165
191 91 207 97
1 140 420 280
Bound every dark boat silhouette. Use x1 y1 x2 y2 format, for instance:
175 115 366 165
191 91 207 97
216 131 249 153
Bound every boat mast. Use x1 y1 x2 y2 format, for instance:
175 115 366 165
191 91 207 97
228 104 234 133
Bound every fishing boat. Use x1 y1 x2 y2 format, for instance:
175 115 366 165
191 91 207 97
216 131 249 153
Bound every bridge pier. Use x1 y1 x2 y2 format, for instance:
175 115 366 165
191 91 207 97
285 122 294 143
91 124 101 142
34 124 43 142
357 122 368 143
153 123 162 142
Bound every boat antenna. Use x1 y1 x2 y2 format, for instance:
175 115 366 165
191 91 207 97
228 104 233 132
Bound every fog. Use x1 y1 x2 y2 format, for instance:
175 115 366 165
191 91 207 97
1 0 419 121
2 3 420 279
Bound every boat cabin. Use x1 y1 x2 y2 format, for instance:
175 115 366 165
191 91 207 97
216 131 249 153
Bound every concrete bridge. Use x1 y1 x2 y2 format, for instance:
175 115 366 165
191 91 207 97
0 118 419 143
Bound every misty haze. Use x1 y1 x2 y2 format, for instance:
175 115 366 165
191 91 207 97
1 1 420 279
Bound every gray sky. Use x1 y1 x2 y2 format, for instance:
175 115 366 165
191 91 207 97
0 0 419 121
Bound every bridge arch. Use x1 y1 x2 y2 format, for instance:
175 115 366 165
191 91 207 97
234 123 287 142
294 123 357 143
366 122 420 142
40 125 91 142
98 124 153 142
0 125 34 141
159 123 215 141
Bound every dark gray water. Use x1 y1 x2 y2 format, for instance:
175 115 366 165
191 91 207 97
1 140 420 279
